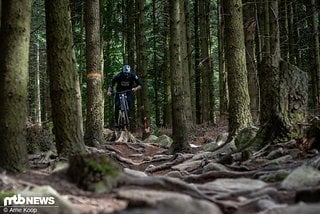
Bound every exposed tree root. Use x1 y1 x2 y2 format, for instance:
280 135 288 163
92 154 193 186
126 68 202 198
118 174 217 203
181 170 258 183
145 153 188 173
115 130 141 143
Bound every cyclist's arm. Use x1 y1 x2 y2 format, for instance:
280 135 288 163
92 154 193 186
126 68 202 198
132 73 143 92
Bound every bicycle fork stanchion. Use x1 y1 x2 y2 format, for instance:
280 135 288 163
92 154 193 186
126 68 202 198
117 92 130 130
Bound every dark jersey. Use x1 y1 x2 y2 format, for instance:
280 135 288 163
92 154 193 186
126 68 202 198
109 72 142 92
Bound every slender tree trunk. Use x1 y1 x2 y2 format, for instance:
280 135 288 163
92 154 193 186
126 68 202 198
218 0 228 119
224 0 252 138
163 1 172 128
169 0 190 153
180 0 193 129
126 0 135 66
194 0 201 124
136 0 150 134
104 0 115 126
84 0 105 146
206 0 215 124
288 1 299 65
45 0 86 157
310 0 320 114
152 0 161 126
243 0 259 122
184 0 196 125
0 0 31 172
280 0 289 61
34 33 41 125
199 0 210 124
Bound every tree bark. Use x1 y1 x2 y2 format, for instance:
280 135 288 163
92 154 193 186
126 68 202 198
45 0 86 157
169 0 191 153
180 0 193 129
0 0 31 172
84 0 105 146
218 0 228 118
310 0 320 114
163 1 172 128
194 0 202 124
199 0 210 124
243 0 259 123
279 0 289 61
224 0 252 138
136 0 150 134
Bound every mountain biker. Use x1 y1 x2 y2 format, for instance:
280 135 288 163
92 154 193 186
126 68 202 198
107 64 142 127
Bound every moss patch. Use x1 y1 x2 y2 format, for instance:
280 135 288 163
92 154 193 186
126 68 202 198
67 153 123 193
0 191 15 206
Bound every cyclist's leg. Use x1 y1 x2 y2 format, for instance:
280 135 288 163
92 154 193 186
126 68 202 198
119 94 127 130
126 93 133 122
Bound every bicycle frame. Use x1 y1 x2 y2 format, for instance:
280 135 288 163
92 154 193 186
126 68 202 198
116 91 130 130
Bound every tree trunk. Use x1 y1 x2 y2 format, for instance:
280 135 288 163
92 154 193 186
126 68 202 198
180 0 193 129
103 0 115 127
84 0 105 146
255 0 291 148
224 0 252 138
194 0 202 124
45 0 86 157
152 0 161 126
310 0 320 114
163 1 172 128
279 0 289 61
136 0 150 134
169 0 191 153
243 0 259 123
0 0 31 172
34 33 41 125
199 0 210 124
288 1 299 66
218 0 228 119
126 0 135 66
185 0 196 124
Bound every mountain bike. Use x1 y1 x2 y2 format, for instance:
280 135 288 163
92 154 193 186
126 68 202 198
116 90 131 130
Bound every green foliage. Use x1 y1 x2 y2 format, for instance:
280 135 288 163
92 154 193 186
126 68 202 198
0 191 15 206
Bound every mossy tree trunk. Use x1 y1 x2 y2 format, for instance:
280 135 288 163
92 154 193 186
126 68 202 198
45 0 86 157
169 0 191 153
255 0 291 148
224 0 252 138
84 0 105 146
0 0 31 172
255 0 308 149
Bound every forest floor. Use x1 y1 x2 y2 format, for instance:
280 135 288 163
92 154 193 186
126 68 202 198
1 120 320 214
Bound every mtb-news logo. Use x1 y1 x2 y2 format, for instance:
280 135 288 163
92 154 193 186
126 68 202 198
2 194 56 213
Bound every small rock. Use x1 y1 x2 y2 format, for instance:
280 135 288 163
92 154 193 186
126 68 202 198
281 166 320 190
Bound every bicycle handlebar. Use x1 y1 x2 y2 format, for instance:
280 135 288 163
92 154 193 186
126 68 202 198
115 89 133 94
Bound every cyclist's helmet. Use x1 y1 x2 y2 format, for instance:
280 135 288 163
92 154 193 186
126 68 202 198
122 64 131 73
